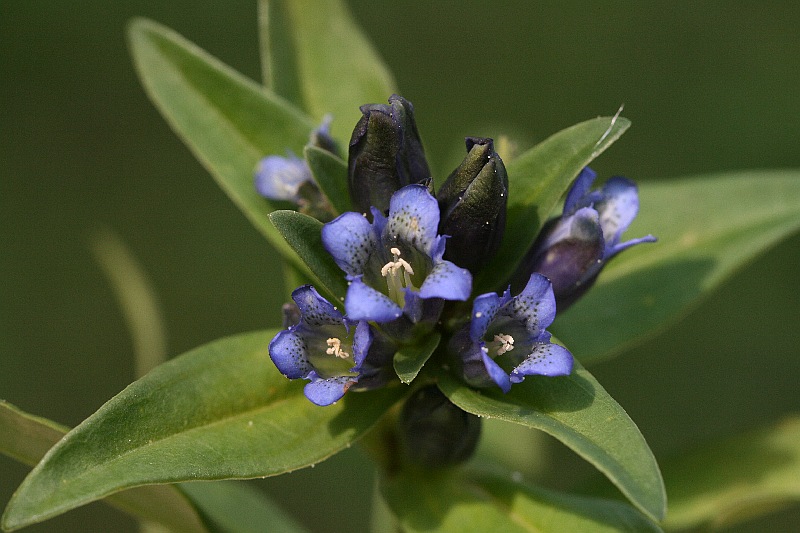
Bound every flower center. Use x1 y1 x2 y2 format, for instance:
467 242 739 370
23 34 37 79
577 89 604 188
485 333 515 356
326 337 350 359
381 247 416 304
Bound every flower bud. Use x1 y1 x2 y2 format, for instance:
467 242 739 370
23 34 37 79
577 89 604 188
437 137 508 273
348 95 431 215
398 385 481 469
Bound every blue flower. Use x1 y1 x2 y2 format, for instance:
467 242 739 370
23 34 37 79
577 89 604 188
254 151 311 202
322 184 472 325
518 167 656 309
449 273 573 393
268 285 391 406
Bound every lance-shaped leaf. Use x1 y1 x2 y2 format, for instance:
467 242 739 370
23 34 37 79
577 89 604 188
304 145 352 215
393 333 441 385
127 18 316 264
0 401 208 532
269 210 349 301
380 468 662 533
258 0 397 143
2 331 403 531
438 361 666 523
476 116 630 293
553 170 800 363
662 416 800 531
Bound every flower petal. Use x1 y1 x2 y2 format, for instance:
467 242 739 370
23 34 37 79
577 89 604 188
322 212 377 276
563 167 597 213
385 184 439 254
292 285 344 327
268 329 311 379
345 277 403 322
594 176 640 246
509 343 573 381
469 289 511 341
254 154 310 201
508 273 557 337
482 348 512 393
303 373 356 406
418 259 472 301
350 320 373 370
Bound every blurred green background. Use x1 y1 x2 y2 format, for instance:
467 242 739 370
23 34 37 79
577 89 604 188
2 1 799 531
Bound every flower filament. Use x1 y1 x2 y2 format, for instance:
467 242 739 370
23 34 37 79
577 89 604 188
381 247 415 304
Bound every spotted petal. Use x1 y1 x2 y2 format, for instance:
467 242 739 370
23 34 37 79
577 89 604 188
469 290 511 341
384 184 439 254
293 285 344 327
482 349 512 393
304 373 356 406
345 277 403 322
564 167 598 213
594 177 640 247
268 329 311 379
509 343 574 382
417 259 472 301
507 273 557 337
322 211 377 276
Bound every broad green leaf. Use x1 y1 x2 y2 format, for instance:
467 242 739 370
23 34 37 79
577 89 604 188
269 210 349 301
127 19 315 262
662 416 800 531
0 401 208 533
2 331 404 531
179 481 309 533
553 170 800 363
258 0 397 143
304 145 352 215
438 361 666 522
393 333 441 385
476 116 630 293
381 468 662 533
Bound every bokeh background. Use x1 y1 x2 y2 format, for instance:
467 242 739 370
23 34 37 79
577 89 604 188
2 1 799 531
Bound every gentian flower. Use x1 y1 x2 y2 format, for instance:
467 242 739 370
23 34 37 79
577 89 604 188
437 137 508 274
254 116 338 220
348 94 431 216
517 167 656 310
322 184 472 325
268 285 392 406
449 273 573 393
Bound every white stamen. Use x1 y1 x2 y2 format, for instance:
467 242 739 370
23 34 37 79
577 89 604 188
326 337 349 358
493 334 515 355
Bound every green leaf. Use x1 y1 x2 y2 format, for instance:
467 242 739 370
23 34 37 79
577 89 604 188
0 401 208 533
127 18 315 259
476 116 630 293
2 331 404 531
179 481 309 533
662 416 800 531
438 361 666 523
304 145 352 215
393 333 441 385
258 0 397 143
553 170 800 363
269 210 349 301
381 468 662 533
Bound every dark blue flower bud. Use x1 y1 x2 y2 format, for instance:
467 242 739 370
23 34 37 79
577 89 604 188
515 168 656 310
398 385 481 469
437 137 508 273
348 95 431 215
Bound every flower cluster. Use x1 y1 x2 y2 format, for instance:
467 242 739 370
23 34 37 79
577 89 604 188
259 95 654 412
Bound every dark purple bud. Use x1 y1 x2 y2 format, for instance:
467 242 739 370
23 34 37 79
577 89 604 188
348 95 431 215
437 137 508 273
398 385 481 469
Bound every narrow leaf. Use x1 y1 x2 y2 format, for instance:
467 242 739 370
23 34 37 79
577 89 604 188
269 210 349 301
554 170 800 362
259 0 397 142
0 401 208 533
477 116 630 294
179 481 309 533
438 361 666 522
381 468 662 533
304 145 352 215
127 18 315 260
2 331 403 530
663 416 800 531
393 333 441 385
